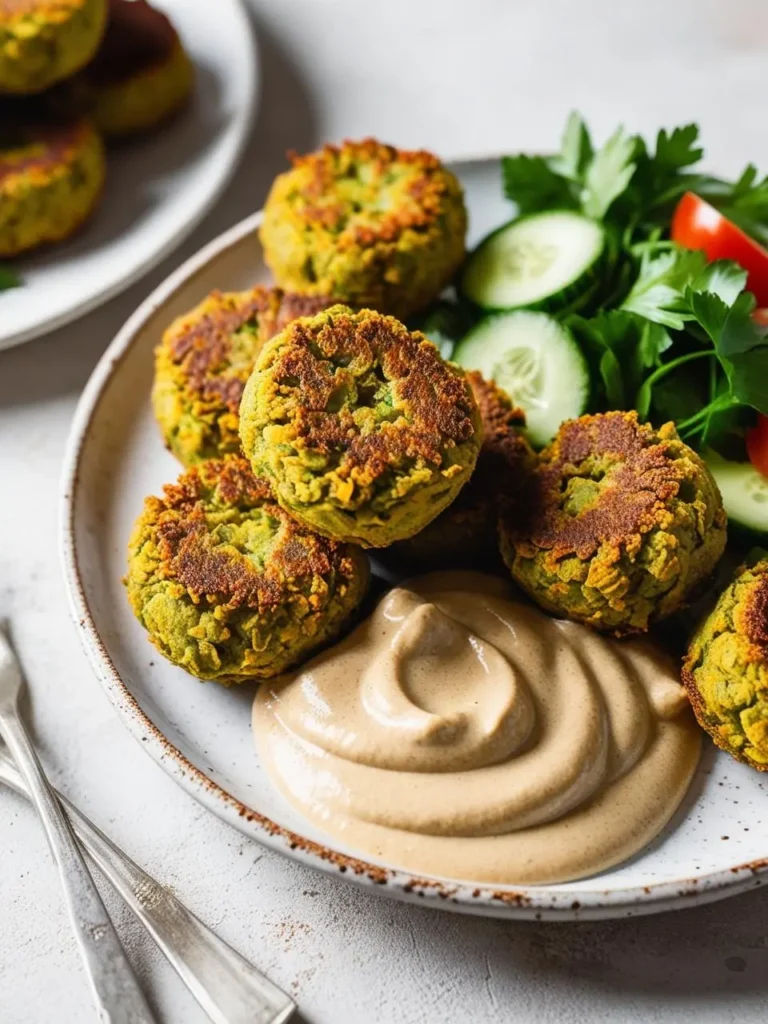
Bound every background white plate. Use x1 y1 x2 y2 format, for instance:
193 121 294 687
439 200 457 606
61 158 768 921
0 0 257 350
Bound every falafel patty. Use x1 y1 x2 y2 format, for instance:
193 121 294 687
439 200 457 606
260 139 467 320
683 559 768 770
82 0 194 139
500 412 727 635
239 305 483 548
125 455 369 684
384 372 536 570
153 287 336 466
0 114 105 257
0 0 106 94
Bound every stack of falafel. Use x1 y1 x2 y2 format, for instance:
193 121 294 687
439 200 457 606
0 0 194 260
127 138 767 775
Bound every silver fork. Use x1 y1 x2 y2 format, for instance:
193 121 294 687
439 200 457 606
0 626 156 1023
0 629 296 1024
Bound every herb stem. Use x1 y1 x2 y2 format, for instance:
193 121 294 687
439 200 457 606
676 406 712 433
635 350 716 409
680 420 707 440
708 357 718 404
677 393 736 435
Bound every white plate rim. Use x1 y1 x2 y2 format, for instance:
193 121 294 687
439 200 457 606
1 0 259 350
59 163 768 922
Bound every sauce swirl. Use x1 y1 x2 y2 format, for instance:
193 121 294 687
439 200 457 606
253 572 700 884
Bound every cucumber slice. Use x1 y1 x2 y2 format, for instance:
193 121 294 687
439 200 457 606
453 311 590 448
705 452 768 540
460 210 605 312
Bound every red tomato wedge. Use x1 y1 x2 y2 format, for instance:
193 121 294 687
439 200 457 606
746 414 768 479
671 192 768 306
752 308 768 326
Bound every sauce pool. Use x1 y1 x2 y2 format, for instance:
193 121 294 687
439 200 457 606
252 571 700 885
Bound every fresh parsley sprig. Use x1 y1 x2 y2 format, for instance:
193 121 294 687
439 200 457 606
0 265 20 291
500 114 768 454
693 165 768 249
502 113 767 247
568 243 768 449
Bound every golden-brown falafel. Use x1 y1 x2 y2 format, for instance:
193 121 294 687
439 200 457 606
260 139 467 319
0 0 106 94
239 305 483 548
683 558 768 770
82 0 194 139
0 113 105 256
152 286 337 466
383 372 536 570
500 411 727 635
125 455 370 684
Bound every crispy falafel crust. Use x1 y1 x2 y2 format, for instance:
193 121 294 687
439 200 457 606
125 456 369 684
468 371 535 513
384 372 536 569
0 0 107 93
239 305 483 548
500 411 727 635
683 559 768 770
84 0 194 138
260 139 467 319
152 287 336 466
0 116 105 257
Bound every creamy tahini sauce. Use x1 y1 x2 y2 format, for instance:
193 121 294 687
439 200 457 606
252 572 700 884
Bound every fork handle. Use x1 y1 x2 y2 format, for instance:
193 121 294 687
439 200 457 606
56 790 296 1024
0 752 296 1024
0 710 156 1024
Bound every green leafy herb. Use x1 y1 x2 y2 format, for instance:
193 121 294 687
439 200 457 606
649 367 709 425
621 244 705 328
694 259 749 306
713 164 768 248
499 113 768 457
620 245 747 330
501 154 576 215
637 320 673 371
580 127 637 220
502 116 708 238
686 289 768 415
635 350 713 421
654 124 703 175
501 114 768 248
549 112 594 182
0 265 20 291
571 269 768 451
568 310 640 408
619 124 704 230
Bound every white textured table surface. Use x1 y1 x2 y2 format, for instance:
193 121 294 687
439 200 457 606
2 2 768 1021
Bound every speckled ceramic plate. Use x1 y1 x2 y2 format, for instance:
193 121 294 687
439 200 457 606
0 0 257 351
60 158 768 921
